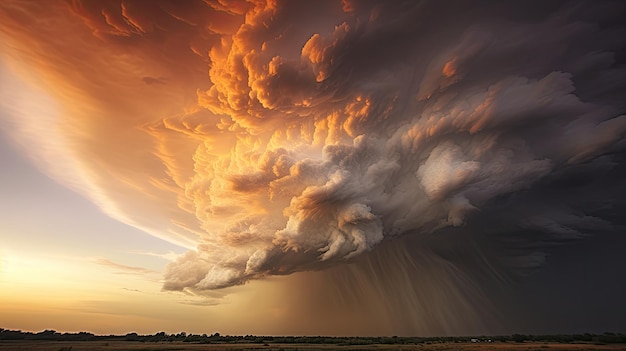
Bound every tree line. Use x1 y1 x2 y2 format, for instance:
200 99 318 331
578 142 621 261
1 328 625 344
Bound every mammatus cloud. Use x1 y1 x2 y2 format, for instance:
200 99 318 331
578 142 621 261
1 0 625 334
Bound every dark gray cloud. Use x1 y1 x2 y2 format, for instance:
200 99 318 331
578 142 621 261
171 0 626 287
166 0 626 334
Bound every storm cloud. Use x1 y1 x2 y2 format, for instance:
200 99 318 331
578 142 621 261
163 0 626 290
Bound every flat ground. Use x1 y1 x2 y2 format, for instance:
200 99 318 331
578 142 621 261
0 341 625 351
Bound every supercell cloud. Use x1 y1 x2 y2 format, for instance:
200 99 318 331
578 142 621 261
1 0 626 334
163 0 626 290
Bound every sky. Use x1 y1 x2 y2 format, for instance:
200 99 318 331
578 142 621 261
0 0 625 337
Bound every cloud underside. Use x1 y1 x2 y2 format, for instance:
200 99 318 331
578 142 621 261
1 0 625 295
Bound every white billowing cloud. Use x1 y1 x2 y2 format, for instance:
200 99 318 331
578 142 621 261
1 1 625 295
159 1 626 291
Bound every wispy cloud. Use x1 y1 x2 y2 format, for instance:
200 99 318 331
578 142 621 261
121 287 143 293
95 258 156 275
127 250 182 262
178 298 222 307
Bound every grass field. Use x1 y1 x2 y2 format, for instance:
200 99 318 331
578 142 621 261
0 341 625 351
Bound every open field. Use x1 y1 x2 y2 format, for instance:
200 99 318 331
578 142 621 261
0 341 625 351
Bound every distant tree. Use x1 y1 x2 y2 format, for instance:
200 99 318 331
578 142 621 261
512 334 527 343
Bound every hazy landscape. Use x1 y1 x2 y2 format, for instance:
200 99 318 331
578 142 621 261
1 341 626 351
2 330 626 351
